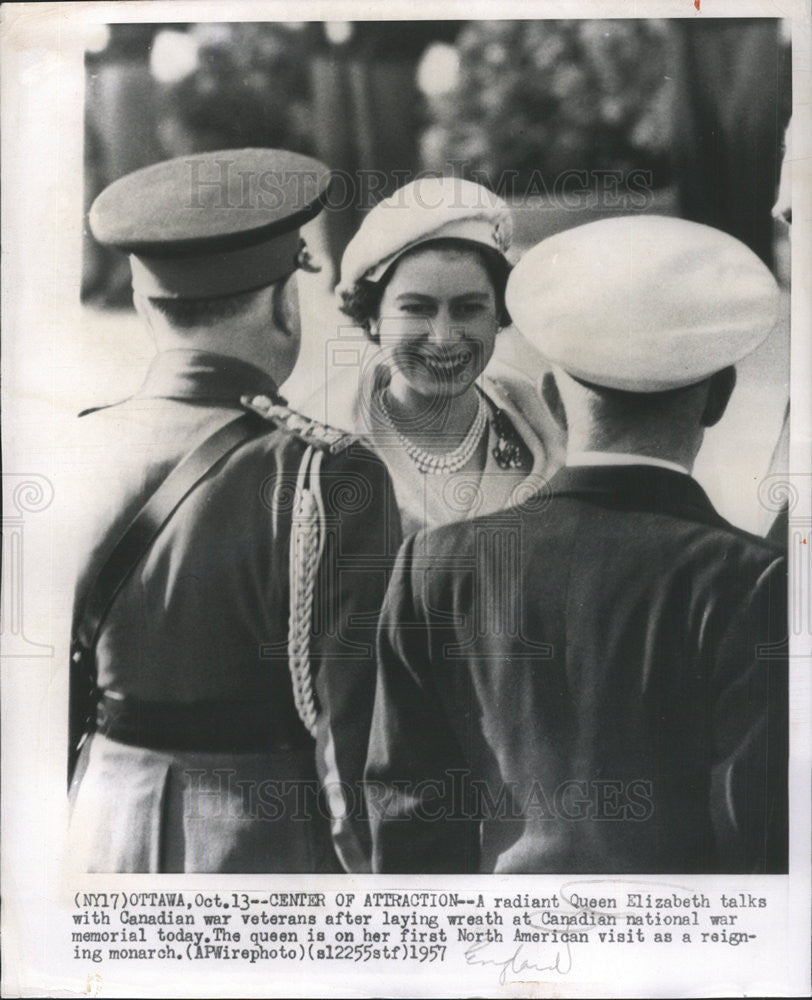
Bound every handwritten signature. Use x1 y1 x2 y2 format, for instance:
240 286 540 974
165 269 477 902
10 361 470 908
465 939 573 985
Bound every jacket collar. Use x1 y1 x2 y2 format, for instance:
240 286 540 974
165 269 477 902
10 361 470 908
547 463 727 531
135 349 281 406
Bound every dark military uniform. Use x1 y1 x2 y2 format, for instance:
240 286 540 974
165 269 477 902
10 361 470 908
68 348 400 872
367 464 788 874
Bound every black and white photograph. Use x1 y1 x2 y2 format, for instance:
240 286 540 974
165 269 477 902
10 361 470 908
2 1 810 997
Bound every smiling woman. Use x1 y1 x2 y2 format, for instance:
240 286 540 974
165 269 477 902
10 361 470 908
374 243 499 474
314 176 565 534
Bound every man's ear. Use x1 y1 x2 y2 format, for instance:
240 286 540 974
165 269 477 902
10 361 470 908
541 370 568 431
701 366 737 428
269 273 300 340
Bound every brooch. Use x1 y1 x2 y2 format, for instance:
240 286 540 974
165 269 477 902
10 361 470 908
490 403 531 470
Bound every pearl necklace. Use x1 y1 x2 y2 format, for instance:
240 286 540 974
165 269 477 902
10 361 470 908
377 390 488 475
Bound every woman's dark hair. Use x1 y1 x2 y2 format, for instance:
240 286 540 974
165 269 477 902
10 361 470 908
339 238 512 342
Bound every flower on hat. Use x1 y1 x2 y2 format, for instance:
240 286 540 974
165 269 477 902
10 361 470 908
338 175 514 296
492 215 512 256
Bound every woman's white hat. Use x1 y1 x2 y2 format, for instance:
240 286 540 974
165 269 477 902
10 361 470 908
505 215 781 392
337 176 513 296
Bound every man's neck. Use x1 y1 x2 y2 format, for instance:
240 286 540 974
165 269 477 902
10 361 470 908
155 334 279 383
565 432 700 473
566 449 692 475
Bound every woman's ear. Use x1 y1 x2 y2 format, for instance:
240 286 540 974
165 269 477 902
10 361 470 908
366 317 381 345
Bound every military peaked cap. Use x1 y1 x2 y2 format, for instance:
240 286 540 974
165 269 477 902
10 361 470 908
89 148 332 299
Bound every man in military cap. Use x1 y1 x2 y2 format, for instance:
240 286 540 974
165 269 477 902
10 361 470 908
367 215 788 875
67 149 400 873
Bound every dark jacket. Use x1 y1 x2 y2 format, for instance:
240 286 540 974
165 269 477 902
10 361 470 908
367 464 788 874
68 349 401 873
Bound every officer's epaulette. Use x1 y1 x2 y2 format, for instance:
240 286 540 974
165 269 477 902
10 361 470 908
241 395 357 455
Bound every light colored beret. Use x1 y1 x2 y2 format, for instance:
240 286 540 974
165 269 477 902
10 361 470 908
337 176 513 295
89 148 331 299
505 215 780 392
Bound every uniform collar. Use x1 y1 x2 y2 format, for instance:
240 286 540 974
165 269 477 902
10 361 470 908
566 450 690 476
135 349 281 406
548 463 728 531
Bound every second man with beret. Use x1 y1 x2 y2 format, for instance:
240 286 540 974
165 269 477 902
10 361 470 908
367 215 788 875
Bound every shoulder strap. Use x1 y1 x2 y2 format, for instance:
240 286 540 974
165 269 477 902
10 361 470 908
68 411 264 785
242 394 357 454
75 412 262 653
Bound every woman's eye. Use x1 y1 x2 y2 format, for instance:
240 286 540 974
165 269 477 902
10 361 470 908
399 303 434 316
452 303 486 319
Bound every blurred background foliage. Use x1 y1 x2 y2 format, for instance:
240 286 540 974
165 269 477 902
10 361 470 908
153 24 315 156
422 20 674 189
83 19 790 308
